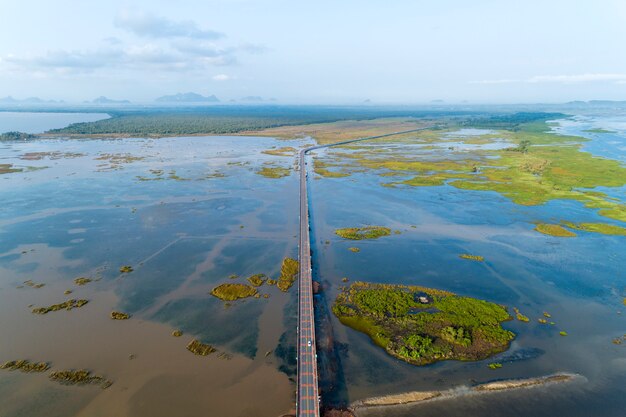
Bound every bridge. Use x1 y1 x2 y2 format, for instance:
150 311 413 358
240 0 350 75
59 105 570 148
296 127 431 416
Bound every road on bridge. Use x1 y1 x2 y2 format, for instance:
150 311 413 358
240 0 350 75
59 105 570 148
296 126 433 417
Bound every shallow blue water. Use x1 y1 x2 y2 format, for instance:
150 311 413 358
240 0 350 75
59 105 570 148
0 111 109 133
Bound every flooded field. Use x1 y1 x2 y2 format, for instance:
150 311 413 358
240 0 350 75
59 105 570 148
0 131 310 417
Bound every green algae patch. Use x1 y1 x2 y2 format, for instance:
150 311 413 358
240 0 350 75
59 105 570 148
1 360 50 373
74 277 93 285
119 265 133 273
335 226 391 240
49 369 112 389
559 331 568 336
333 282 514 366
348 247 361 253
561 221 626 236
186 339 216 356
211 283 258 301
262 146 297 156
534 224 576 237
110 311 130 320
488 362 503 369
257 166 291 178
513 307 530 322
277 257 299 292
23 280 45 289
172 330 183 337
247 273 268 287
459 254 484 262
314 160 350 178
32 299 89 314
0 163 23 174
583 128 615 134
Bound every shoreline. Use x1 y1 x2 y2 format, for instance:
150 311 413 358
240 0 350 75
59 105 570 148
351 373 581 411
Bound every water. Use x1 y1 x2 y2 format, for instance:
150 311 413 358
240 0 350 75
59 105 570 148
0 111 109 133
0 135 307 417
308 116 626 416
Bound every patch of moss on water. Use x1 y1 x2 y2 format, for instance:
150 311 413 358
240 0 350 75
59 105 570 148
247 273 267 287
186 339 216 356
277 258 299 292
172 330 183 337
262 146 297 156
335 226 391 240
74 277 93 285
23 280 45 289
513 307 530 322
257 166 291 179
534 223 576 237
266 278 277 286
49 369 112 389
110 311 130 320
1 360 50 373
119 265 133 273
348 247 360 253
313 159 350 178
488 362 503 369
32 299 89 314
561 221 626 236
333 282 515 366
559 331 568 336
459 254 484 261
211 283 258 301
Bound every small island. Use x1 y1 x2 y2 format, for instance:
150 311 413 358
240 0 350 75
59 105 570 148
335 226 391 240
333 282 514 365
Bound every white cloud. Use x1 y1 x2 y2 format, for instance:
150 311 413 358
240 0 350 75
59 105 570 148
114 11 223 40
473 73 626 85
212 74 233 81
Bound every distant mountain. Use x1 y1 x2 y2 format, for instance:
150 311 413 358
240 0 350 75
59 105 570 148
92 96 131 104
155 92 219 103
0 96 59 104
0 96 18 103
240 96 264 102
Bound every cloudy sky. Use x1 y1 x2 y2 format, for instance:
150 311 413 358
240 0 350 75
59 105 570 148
1 0 626 103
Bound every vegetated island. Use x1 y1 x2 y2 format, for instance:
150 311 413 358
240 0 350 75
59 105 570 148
335 226 391 240
333 282 515 365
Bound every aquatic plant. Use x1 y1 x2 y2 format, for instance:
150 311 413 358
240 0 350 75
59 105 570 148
538 318 548 324
277 258 299 292
1 360 50 373
559 331 568 336
459 254 485 261
49 369 112 389
247 273 267 287
543 312 552 318
335 226 391 240
172 330 183 337
333 282 514 366
561 221 626 236
257 166 291 178
74 277 93 286
488 362 503 369
348 247 360 253
23 280 45 289
513 307 530 322
342 277 349 282
534 224 576 237
110 311 130 320
210 283 258 300
64 290 73 295
266 278 277 286
32 299 89 314
119 265 133 273
0 163 23 174
262 146 297 156
228 274 238 280
186 339 216 356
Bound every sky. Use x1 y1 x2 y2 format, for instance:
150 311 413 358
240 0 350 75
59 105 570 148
1 0 626 104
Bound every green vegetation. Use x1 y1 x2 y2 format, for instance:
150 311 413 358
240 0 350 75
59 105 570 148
277 258 299 292
459 254 484 261
348 247 360 253
0 164 23 174
0 131 36 140
561 221 626 236
210 283 258 300
534 224 576 237
74 277 93 285
172 330 183 337
335 226 391 240
488 362 503 369
314 159 350 178
23 280 45 289
583 128 615 134
559 331 568 336
513 307 530 322
49 369 112 389
119 265 133 273
257 166 291 178
1 360 50 373
247 273 267 287
333 282 514 365
32 299 89 314
262 146 297 156
110 311 130 320
186 339 216 356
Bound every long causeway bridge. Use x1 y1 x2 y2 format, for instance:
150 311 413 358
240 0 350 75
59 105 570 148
296 127 431 416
